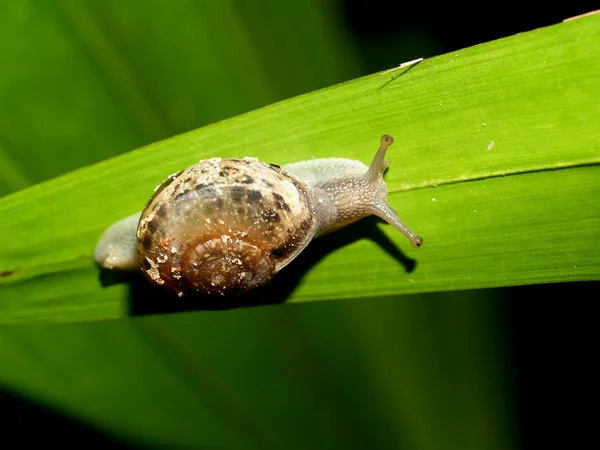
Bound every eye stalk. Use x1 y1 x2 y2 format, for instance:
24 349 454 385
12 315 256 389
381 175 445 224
366 134 395 183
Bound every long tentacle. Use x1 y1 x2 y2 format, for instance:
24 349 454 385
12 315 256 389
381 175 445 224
371 202 423 248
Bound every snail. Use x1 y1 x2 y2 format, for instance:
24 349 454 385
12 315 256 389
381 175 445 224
94 134 423 297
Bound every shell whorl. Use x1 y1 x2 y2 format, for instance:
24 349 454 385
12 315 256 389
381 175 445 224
136 157 316 296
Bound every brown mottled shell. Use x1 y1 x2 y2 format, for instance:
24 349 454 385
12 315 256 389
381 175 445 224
137 157 316 296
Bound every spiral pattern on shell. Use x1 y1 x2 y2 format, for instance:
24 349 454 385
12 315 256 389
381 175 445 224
137 157 317 296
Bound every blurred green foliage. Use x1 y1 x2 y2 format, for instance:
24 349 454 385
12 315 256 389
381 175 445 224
0 0 362 196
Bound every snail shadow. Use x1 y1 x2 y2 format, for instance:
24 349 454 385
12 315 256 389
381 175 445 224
100 217 417 318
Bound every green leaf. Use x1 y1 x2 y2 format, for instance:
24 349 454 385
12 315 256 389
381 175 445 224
1 14 599 325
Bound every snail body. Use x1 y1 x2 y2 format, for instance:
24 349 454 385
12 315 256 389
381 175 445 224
94 135 423 296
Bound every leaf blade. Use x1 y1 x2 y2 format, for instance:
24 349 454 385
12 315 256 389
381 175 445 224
1 15 599 324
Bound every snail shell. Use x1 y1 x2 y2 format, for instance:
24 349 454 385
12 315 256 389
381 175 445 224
137 157 317 296
94 135 423 297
